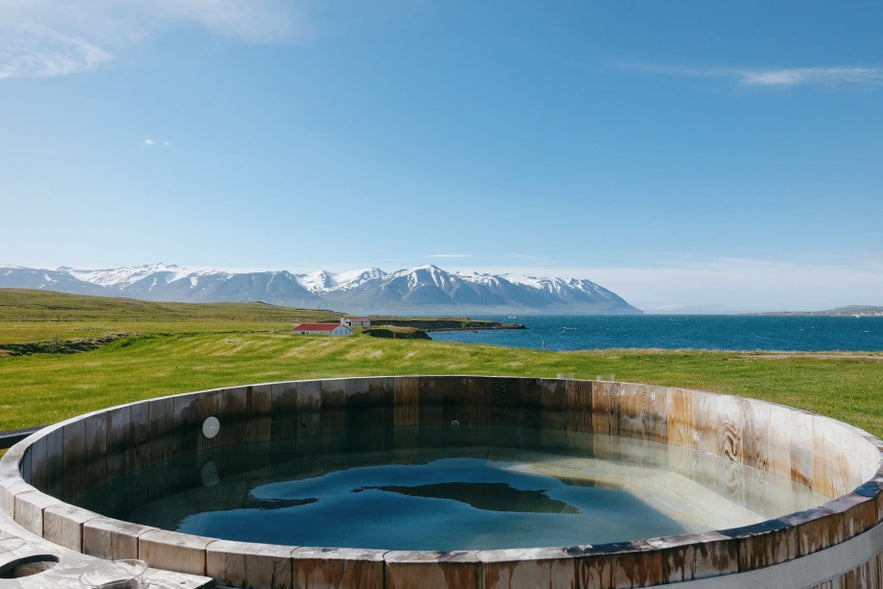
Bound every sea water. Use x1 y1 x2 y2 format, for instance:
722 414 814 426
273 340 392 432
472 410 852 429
429 315 883 352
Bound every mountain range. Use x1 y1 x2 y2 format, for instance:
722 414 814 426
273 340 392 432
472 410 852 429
0 264 642 315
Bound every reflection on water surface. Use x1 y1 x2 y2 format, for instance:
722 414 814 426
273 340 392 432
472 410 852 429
354 481 580 514
78 425 828 551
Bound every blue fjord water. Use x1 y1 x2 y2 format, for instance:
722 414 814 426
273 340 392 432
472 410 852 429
428 315 883 352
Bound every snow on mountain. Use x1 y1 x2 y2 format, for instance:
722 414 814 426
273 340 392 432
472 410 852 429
386 265 454 290
501 273 619 300
499 273 546 288
0 264 642 314
300 270 339 293
299 268 387 293
67 263 191 287
333 268 387 290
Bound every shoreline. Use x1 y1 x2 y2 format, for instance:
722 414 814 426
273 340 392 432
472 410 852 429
423 323 525 333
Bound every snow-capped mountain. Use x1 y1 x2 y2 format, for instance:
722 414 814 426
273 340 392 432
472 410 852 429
299 268 387 293
0 264 641 314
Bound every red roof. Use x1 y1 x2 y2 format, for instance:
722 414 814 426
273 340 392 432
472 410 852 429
293 323 340 331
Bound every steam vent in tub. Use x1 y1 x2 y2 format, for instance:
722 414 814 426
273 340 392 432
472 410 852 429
2 376 882 588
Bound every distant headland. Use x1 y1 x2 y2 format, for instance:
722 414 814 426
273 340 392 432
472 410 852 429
747 305 883 317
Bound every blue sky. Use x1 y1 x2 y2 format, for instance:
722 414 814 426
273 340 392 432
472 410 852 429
1 1 881 313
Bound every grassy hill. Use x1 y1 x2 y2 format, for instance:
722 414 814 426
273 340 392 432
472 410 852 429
1 289 881 440
0 288 341 343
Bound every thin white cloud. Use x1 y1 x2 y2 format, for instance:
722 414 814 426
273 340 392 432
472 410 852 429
143 138 156 146
427 254 473 259
614 61 883 89
741 66 883 87
0 0 312 80
0 21 113 79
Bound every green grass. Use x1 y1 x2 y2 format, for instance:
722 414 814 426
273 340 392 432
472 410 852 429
0 288 340 343
2 332 881 438
1 289 881 439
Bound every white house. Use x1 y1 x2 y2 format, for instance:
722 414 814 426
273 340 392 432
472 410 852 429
292 323 353 336
340 317 371 327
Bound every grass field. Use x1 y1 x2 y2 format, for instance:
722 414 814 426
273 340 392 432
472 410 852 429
0 288 340 343
2 289 882 439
